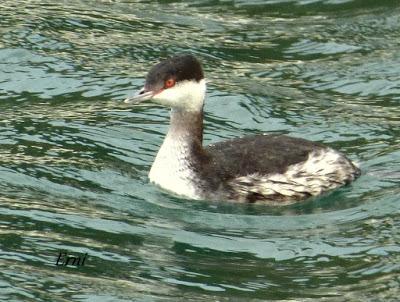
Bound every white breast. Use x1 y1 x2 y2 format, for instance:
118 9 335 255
148 136 201 199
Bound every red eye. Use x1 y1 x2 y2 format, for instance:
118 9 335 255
164 78 175 89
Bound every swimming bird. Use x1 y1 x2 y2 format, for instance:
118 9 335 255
124 55 360 204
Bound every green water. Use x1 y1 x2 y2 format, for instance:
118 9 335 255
1 0 399 301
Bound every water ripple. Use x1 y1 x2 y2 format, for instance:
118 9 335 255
0 0 399 301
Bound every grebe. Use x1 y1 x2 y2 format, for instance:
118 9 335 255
124 55 360 204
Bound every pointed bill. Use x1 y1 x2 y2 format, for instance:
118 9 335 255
124 89 154 104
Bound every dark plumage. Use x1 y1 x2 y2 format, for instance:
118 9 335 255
206 134 325 176
172 110 360 202
125 54 360 203
144 55 204 93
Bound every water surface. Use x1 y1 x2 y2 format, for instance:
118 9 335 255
0 0 399 301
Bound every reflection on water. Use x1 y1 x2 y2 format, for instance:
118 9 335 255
0 0 399 301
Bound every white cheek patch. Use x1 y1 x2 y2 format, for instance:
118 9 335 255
152 79 206 111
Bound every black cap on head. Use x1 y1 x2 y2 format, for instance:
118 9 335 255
144 55 204 92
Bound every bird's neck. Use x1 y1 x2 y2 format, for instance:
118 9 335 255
165 108 204 147
148 108 206 199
